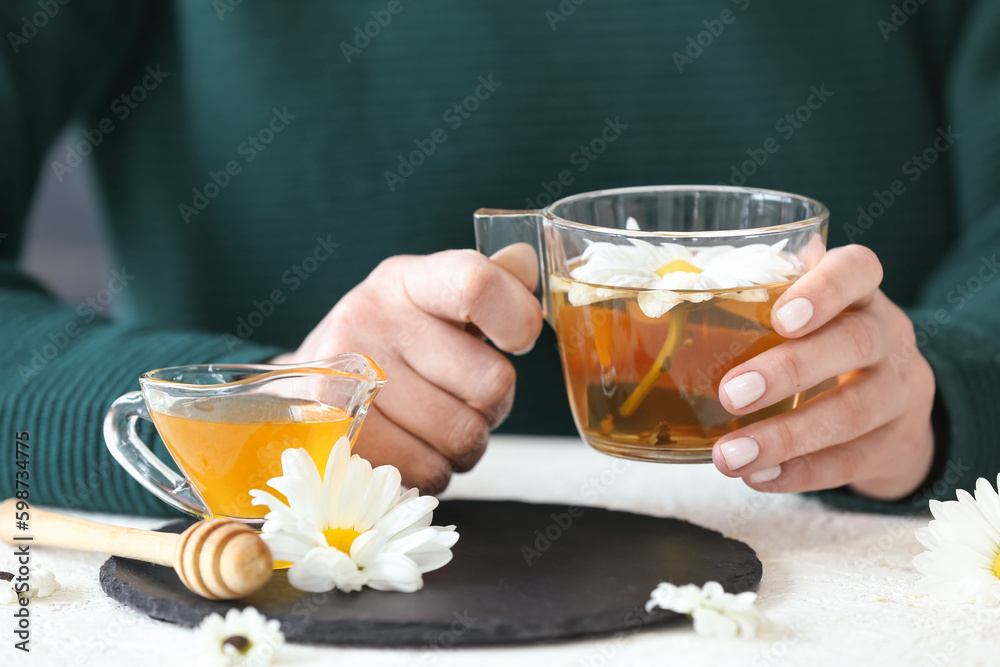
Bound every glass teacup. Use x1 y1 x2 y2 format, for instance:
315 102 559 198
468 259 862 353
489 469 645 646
476 186 828 463
104 353 386 525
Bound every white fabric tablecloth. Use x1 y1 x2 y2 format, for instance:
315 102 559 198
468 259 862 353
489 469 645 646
3 435 998 666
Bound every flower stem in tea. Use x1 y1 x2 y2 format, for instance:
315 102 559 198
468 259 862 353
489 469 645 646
619 306 689 417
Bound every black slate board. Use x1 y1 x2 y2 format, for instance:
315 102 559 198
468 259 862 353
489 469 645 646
100 500 761 646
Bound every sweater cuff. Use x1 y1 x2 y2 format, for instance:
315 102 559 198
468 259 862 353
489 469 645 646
808 311 998 514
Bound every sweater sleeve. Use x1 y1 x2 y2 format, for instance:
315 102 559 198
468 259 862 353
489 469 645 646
0 2 286 516
813 0 1000 514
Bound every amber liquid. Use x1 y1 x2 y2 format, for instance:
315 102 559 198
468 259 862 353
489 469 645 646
149 396 354 519
553 282 796 462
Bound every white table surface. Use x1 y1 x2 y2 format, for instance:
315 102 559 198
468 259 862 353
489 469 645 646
3 435 999 667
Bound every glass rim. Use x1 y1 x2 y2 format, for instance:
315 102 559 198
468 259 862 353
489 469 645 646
543 184 830 239
139 353 387 391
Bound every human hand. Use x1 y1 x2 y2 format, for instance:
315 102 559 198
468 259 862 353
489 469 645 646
272 245 542 494
711 245 936 500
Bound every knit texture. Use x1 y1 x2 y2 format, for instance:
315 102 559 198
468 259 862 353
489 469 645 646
0 0 997 515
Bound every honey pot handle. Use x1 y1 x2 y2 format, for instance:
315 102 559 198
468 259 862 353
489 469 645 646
473 208 553 324
103 391 210 520
0 498 178 567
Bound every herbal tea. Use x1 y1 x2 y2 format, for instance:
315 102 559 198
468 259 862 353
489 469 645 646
553 281 797 462
475 185 827 464
149 395 354 519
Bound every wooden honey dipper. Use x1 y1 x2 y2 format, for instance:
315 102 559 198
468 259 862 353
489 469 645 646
0 499 272 600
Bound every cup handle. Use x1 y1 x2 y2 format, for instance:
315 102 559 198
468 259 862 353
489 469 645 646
103 391 210 518
474 208 552 322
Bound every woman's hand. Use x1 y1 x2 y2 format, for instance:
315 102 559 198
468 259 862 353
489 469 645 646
273 245 542 494
711 245 936 500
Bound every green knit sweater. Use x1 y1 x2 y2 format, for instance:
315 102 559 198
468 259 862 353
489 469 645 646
1 1 998 516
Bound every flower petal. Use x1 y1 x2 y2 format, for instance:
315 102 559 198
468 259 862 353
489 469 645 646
259 531 313 562
31 569 59 598
389 487 420 510
974 477 1000 533
355 465 403 532
333 456 373 529
349 529 387 569
322 437 352 525
364 553 424 593
647 582 700 614
914 526 938 550
404 543 455 573
250 489 300 527
197 606 285 667
729 609 763 639
373 495 439 539
637 291 682 318
0 586 19 605
266 449 325 529
288 547 366 594
692 608 738 639
384 526 452 556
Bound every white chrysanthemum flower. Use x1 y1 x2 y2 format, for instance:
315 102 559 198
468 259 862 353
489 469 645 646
913 475 1000 605
30 568 59 597
563 223 801 318
0 562 60 604
646 581 765 639
0 577 18 605
197 606 284 666
250 437 459 594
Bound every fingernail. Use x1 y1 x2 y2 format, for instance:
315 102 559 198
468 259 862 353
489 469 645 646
775 298 814 334
719 437 760 471
749 465 782 483
723 371 766 410
513 340 535 356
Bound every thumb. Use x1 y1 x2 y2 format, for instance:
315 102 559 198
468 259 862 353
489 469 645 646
490 243 539 293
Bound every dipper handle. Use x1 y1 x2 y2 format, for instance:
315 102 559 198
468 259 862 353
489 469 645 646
0 498 176 566
0 499 273 600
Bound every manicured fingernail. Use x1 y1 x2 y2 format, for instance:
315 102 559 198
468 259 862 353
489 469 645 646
775 298 814 334
719 437 760 471
723 371 766 410
513 340 535 356
750 465 782 483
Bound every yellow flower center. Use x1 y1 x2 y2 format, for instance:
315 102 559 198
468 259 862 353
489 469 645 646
993 552 1000 580
656 259 703 277
223 636 251 654
324 527 361 554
